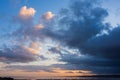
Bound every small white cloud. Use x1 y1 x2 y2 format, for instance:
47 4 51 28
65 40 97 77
19 6 36 19
42 11 55 20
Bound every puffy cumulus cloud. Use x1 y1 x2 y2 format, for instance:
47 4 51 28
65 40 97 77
12 6 46 40
0 46 38 63
13 6 56 42
12 6 36 39
19 6 36 19
42 11 55 20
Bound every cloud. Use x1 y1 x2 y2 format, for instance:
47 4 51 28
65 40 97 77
42 11 55 20
12 6 36 39
23 41 42 55
5 65 54 72
22 46 41 55
3 0 120 75
44 0 108 50
12 6 47 41
43 0 120 74
30 41 39 49
34 24 44 30
0 45 38 63
4 64 92 75
19 6 36 19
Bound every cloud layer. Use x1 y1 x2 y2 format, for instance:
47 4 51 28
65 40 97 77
0 0 120 75
0 46 38 63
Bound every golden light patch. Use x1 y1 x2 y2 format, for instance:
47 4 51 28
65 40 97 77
22 44 42 55
35 24 44 30
43 11 55 20
0 69 93 78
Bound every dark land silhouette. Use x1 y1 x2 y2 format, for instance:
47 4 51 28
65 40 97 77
0 77 14 80
1 75 120 80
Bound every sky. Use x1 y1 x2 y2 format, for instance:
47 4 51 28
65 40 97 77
0 0 120 78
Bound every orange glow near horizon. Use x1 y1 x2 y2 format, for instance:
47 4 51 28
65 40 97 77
0 69 93 78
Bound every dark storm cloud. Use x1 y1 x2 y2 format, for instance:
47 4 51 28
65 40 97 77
44 0 120 74
81 26 120 74
0 46 38 63
85 26 120 57
48 47 62 55
45 0 108 47
59 53 120 74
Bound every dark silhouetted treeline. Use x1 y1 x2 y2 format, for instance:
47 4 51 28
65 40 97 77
0 77 14 80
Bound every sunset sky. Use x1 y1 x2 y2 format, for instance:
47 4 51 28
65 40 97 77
0 0 120 78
